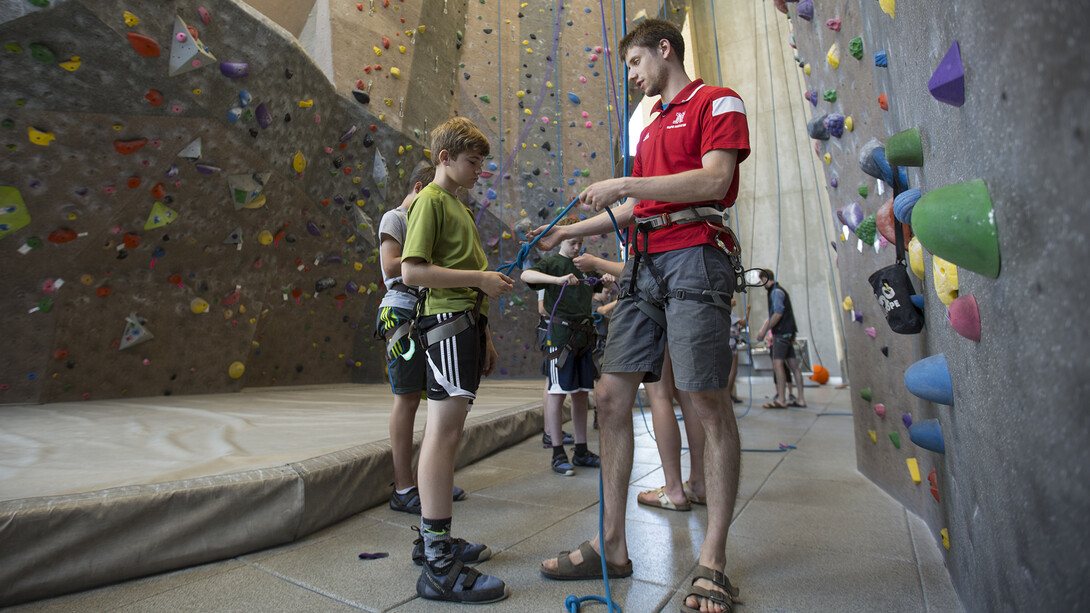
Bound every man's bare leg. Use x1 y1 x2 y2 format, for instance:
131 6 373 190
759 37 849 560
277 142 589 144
683 387 740 613
541 371 642 572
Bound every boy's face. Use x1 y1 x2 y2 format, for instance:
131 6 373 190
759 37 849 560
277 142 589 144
559 236 582 258
444 150 484 190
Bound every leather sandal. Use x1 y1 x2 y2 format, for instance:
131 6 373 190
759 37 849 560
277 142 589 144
637 486 692 512
680 564 741 613
540 541 633 581
682 480 706 505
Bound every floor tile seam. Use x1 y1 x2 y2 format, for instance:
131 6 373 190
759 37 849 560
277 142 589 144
244 560 377 612
904 507 933 612
725 532 920 566
730 411 821 525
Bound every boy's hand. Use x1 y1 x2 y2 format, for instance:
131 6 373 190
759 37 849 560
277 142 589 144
525 224 564 251
482 338 499 376
480 271 514 298
601 273 617 284
557 273 580 286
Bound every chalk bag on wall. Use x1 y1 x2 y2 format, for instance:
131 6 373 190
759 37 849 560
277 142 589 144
868 188 924 334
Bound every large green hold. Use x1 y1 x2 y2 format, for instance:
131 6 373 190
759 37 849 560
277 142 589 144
912 179 1000 278
849 37 864 60
886 127 924 167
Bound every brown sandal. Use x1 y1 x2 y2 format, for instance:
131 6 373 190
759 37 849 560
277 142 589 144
680 564 741 613
637 486 692 512
682 480 706 505
540 541 633 581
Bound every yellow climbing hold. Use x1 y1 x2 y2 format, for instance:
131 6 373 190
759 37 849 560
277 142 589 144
879 0 895 18
298 99 313 107
519 209 528 217
906 458 921 484
228 361 245 379
868 430 878 443
827 43 840 68
423 148 431 159
940 529 950 550
546 81 553 88
244 194 266 209
398 145 405 154
384 98 393 106
27 126 55 146
59 56 81 71
292 150 306 173
803 63 811 75
823 153 831 165
842 296 853 311
524 108 532 115
845 116 854 132
354 261 364 271
516 90 525 98
390 67 401 78
933 255 959 306
398 45 406 53
123 11 139 27
418 25 425 33
257 229 273 245
908 237 925 279
502 231 512 239
373 46 383 56
190 297 209 314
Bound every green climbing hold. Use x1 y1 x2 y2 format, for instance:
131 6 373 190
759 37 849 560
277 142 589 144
855 214 877 245
2 119 14 129
860 387 873 402
858 186 868 198
479 94 491 103
29 43 55 63
28 0 50 6
457 30 464 41
911 179 1000 277
889 432 901 449
886 127 924 167
823 89 837 103
849 37 864 60
26 236 43 248
37 298 52 312
580 169 590 177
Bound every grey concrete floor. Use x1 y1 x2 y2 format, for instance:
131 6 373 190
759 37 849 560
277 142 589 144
5 381 962 613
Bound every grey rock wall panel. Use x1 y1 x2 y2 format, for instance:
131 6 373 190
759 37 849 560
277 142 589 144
789 0 1090 610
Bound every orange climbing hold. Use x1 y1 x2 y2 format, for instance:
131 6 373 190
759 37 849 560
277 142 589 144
114 138 148 155
878 93 889 111
126 176 141 189
144 89 164 106
151 183 166 198
48 228 77 243
122 232 141 248
382 36 390 49
127 32 161 57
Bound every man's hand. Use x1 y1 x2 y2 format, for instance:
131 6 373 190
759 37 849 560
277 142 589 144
572 253 602 273
479 271 514 298
578 177 627 210
557 273 580 286
482 338 499 376
601 273 617 285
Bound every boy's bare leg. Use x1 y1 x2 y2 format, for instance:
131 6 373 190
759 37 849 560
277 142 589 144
542 371 641 572
644 371 686 506
684 386 740 612
544 389 566 448
390 391 422 491
570 391 590 443
418 396 470 520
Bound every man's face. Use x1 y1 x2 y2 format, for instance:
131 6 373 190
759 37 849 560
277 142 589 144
625 43 668 98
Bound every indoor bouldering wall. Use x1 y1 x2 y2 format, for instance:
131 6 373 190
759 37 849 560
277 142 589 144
783 0 1090 610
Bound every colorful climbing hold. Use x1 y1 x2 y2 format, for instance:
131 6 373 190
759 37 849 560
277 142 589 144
886 127 924 167
879 0 896 19
909 419 946 454
29 42 55 63
127 33 160 57
292 150 306 173
890 432 901 449
878 93 889 111
904 354 954 405
948 294 981 342
59 56 81 71
860 387 873 402
228 361 245 379
906 458 921 484
875 51 888 67
826 43 840 68
219 62 249 78
912 179 999 278
27 126 55 146
929 41 966 107
849 37 864 60
874 403 886 418
932 256 959 306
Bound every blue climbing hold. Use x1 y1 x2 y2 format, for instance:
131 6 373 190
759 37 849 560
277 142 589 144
487 189 497 199
893 188 921 225
909 419 946 454
567 92 581 104
910 294 925 311
875 50 888 67
904 354 954 406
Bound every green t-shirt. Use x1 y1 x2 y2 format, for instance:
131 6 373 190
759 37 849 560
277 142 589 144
402 183 490 317
527 254 601 350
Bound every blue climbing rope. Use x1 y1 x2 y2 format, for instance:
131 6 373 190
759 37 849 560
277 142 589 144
496 197 579 277
564 471 621 613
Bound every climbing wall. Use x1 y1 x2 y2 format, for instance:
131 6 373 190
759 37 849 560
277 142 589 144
784 0 1090 610
0 0 693 403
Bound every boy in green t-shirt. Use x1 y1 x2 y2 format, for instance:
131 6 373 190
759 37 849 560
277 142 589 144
401 116 513 604
521 218 615 476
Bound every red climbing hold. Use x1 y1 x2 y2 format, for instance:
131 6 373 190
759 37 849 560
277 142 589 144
114 138 148 155
126 176 141 189
168 273 183 285
144 89 164 107
878 93 889 111
122 232 141 248
383 0 389 7
97 286 111 297
382 36 390 49
151 183 166 199
127 33 161 58
48 228 77 243
357 3 363 10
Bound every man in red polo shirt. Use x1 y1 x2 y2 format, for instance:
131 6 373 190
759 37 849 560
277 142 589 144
531 18 749 613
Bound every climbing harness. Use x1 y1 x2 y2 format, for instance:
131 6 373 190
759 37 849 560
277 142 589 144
417 291 485 348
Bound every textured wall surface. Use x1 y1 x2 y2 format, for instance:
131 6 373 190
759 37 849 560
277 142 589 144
0 0 670 403
788 0 1090 610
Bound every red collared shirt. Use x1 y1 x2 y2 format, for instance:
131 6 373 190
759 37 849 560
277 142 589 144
632 79 751 253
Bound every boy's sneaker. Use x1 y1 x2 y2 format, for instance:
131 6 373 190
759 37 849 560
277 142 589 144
417 560 508 603
551 454 575 476
572 449 601 468
390 486 467 515
411 527 491 566
542 431 574 448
